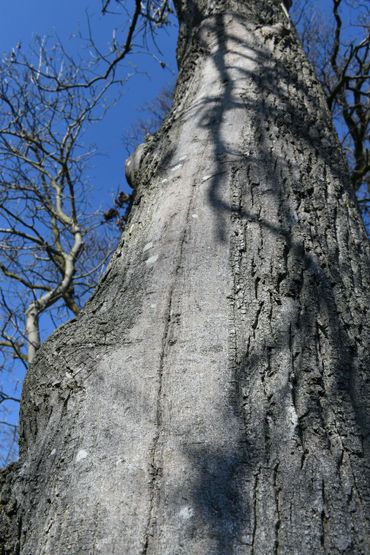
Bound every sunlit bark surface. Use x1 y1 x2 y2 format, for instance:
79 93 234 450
1 0 369 553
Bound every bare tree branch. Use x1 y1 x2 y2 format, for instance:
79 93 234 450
0 35 130 370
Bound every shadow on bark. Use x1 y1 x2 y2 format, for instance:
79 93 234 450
177 8 370 548
183 444 252 554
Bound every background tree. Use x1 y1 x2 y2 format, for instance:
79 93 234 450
123 86 174 151
292 0 370 226
0 38 125 464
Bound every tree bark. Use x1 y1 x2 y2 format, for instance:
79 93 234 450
1 1 370 553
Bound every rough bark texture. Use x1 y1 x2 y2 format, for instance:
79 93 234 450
1 0 370 553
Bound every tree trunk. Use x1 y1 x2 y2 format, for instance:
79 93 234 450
1 1 369 553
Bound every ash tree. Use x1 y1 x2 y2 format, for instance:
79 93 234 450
1 0 370 554
0 42 114 361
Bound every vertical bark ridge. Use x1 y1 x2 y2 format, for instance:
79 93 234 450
141 142 200 553
224 12 370 551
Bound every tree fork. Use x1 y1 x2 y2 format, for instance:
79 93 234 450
1 0 369 553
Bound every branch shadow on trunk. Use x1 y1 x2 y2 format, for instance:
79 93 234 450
179 9 370 550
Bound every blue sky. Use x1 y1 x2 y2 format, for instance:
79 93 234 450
0 0 178 201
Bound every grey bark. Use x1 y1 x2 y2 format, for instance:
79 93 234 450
1 0 370 553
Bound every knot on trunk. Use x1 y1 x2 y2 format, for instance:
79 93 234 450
125 143 146 189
